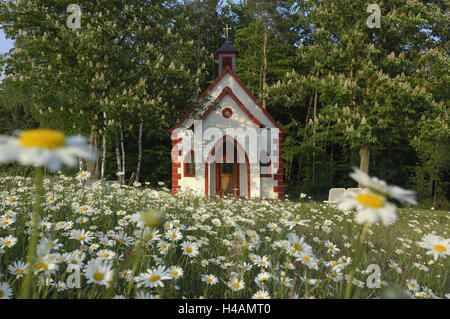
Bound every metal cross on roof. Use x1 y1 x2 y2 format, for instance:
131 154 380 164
223 25 231 40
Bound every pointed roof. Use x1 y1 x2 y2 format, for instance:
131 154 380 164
169 66 287 135
201 86 263 128
216 40 238 54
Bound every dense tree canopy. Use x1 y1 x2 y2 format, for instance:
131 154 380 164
0 0 448 207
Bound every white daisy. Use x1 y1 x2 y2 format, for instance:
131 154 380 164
406 279 421 292
181 241 199 257
252 289 271 299
201 274 219 285
76 171 91 181
84 259 114 287
137 266 172 288
0 129 98 172
0 282 13 299
227 275 245 291
420 234 449 260
8 260 28 278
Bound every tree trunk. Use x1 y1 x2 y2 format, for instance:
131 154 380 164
359 144 370 187
261 8 268 109
115 131 123 184
100 133 106 180
79 158 84 171
87 127 100 180
296 158 302 185
286 157 293 184
312 92 318 185
296 95 314 186
119 120 126 184
135 121 143 184
100 112 107 180
432 141 438 206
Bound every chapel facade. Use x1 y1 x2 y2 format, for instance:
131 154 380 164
170 40 286 199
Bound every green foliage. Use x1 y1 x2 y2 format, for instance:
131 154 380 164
0 0 448 204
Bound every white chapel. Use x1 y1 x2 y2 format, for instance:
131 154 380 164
170 40 286 199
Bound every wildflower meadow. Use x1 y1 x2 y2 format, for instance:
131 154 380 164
0 173 448 299
0 0 449 303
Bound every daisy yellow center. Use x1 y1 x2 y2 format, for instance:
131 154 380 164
294 243 303 251
71 260 77 264
16 269 24 275
35 263 48 270
19 129 66 149
355 193 385 208
93 272 104 281
149 275 160 282
102 253 110 258
233 282 240 288
78 236 85 241
303 256 310 262
186 247 193 253
434 244 446 253
3 240 11 245
9 198 15 202
207 278 213 283
410 283 415 288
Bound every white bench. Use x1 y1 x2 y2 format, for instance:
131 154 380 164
323 188 369 204
323 188 346 204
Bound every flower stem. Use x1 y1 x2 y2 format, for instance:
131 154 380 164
344 222 369 299
20 166 44 299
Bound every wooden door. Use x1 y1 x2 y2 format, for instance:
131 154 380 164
220 163 234 195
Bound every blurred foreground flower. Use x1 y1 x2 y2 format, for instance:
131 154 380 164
337 190 397 226
130 209 165 229
340 167 417 299
0 128 99 298
349 167 417 205
337 167 417 226
0 129 98 171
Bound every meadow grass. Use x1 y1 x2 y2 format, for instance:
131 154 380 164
0 174 448 299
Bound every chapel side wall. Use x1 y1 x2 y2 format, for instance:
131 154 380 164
261 176 278 199
178 153 205 196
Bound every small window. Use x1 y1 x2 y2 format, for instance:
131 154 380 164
222 56 232 70
184 151 195 177
222 107 233 118
222 163 234 175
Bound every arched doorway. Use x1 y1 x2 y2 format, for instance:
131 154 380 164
205 135 250 198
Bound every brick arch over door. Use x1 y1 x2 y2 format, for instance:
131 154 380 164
205 134 250 198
